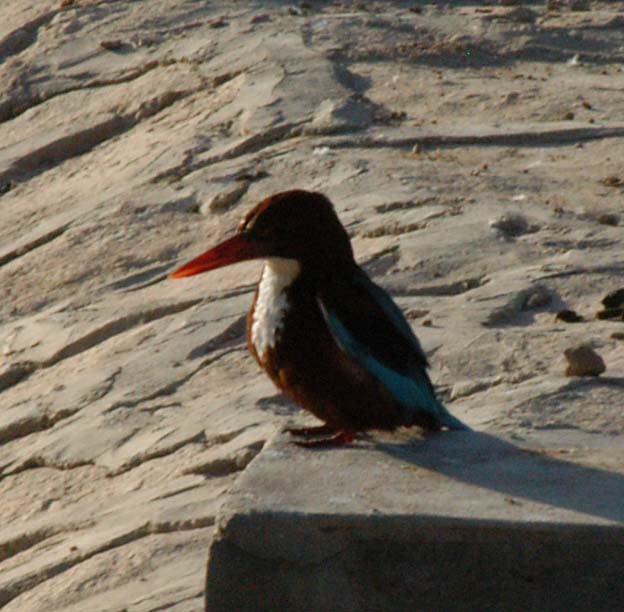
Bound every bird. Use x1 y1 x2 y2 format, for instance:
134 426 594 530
170 189 469 445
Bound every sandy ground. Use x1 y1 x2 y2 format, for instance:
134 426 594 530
0 1 623 609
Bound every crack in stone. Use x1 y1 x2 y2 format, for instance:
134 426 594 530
0 369 120 448
183 440 265 478
109 431 207 476
320 125 624 152
392 276 487 298
152 121 306 183
5 457 95 480
0 362 36 394
0 10 59 66
104 345 244 417
0 518 214 607
0 55 205 124
44 300 203 368
0 300 201 402
0 527 64 564
1 89 193 183
533 263 624 281
0 224 70 269
0 408 82 447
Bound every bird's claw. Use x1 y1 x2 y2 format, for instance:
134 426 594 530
292 430 356 447
283 424 335 437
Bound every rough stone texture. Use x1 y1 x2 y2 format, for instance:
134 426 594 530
1 1 624 610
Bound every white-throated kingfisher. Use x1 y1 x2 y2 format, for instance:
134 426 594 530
171 190 469 445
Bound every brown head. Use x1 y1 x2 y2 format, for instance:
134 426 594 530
170 190 354 282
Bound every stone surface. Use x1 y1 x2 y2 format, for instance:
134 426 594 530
206 431 624 612
1 0 624 609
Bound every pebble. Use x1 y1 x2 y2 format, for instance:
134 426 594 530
596 213 620 226
564 345 606 377
596 308 624 321
490 212 528 237
556 309 584 323
602 288 624 309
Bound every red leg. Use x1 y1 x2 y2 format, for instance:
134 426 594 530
293 430 357 447
284 424 336 437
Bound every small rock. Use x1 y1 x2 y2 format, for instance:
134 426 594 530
503 7 538 23
602 288 624 309
421 319 432 327
0 180 16 195
564 345 605 377
405 309 429 321
209 16 227 28
599 175 624 188
100 39 125 51
556 309 584 323
562 111 575 120
596 212 620 226
596 308 624 321
499 0 520 5
250 13 271 24
569 0 590 11
489 212 538 238
611 332 624 341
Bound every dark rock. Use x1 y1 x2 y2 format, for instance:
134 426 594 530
489 213 539 238
596 308 624 321
250 13 272 24
556 309 584 323
100 39 125 51
564 345 605 377
503 7 539 23
596 213 619 226
209 16 228 28
602 288 624 309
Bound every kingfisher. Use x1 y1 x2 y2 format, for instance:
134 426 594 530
171 190 469 445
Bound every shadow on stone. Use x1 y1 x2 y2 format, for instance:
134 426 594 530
377 430 624 524
205 430 624 611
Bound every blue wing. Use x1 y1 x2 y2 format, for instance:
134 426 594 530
317 268 469 431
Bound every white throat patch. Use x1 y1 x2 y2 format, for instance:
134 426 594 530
251 258 301 357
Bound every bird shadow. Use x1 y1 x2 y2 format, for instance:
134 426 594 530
370 430 624 525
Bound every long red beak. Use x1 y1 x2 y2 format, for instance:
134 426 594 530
170 234 269 279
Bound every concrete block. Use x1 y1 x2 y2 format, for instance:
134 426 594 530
206 431 624 611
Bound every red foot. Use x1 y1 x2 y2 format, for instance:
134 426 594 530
293 430 357 447
284 424 335 437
